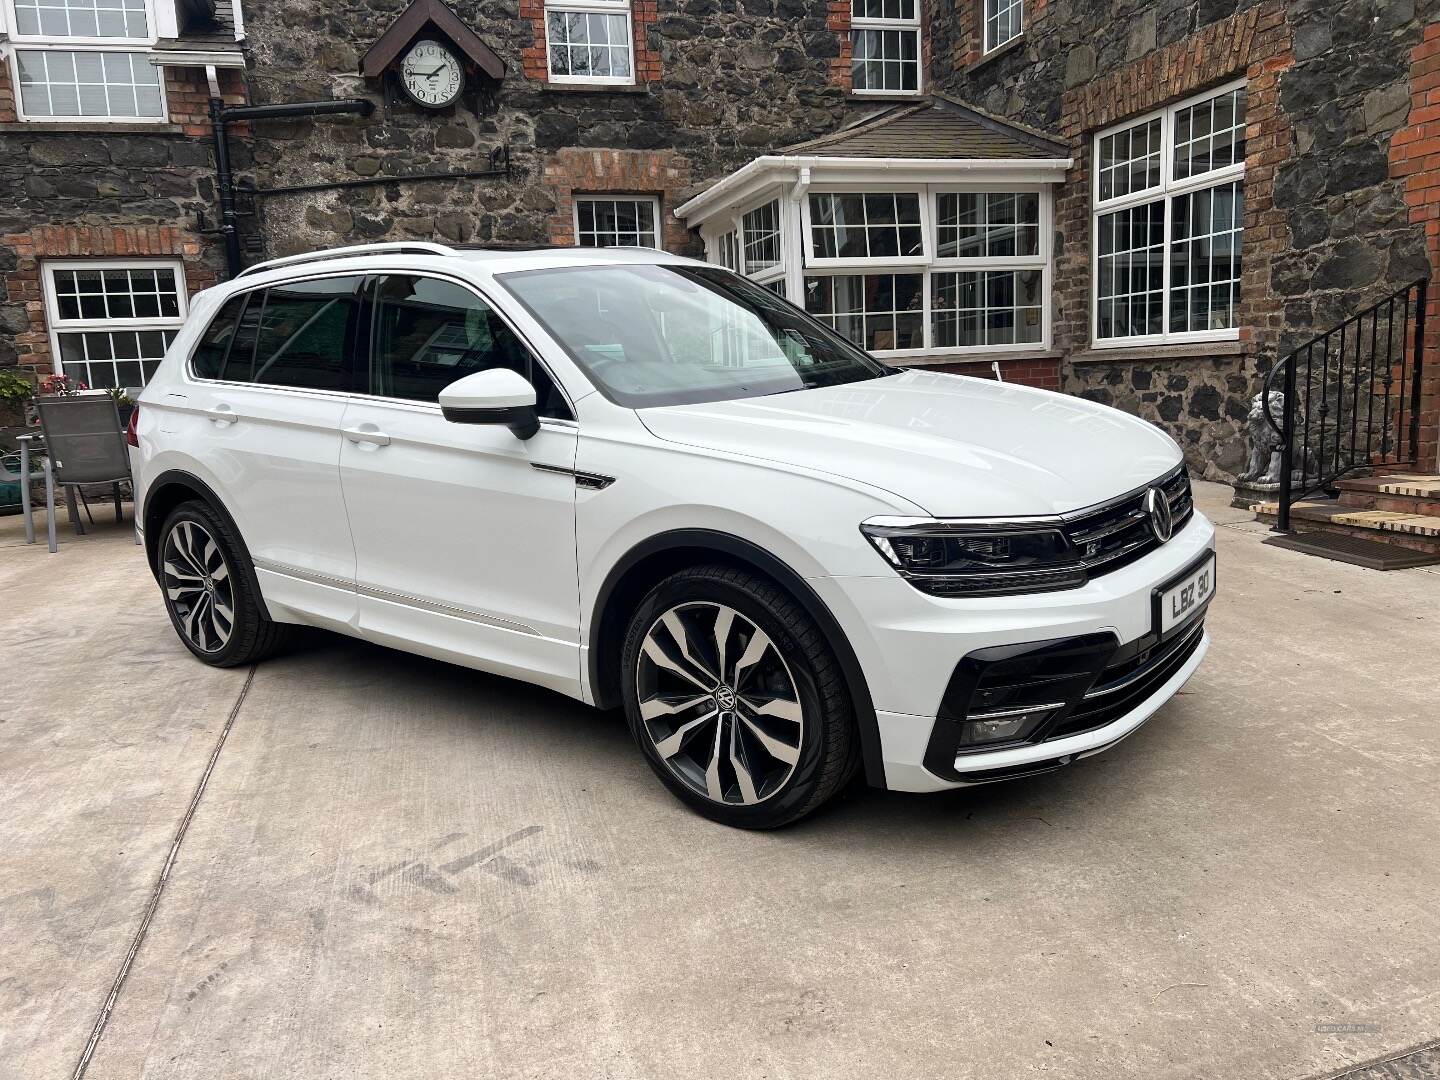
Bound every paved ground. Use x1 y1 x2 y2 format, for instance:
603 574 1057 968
3 481 1439 1080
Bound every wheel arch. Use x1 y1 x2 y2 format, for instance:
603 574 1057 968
588 529 886 787
141 470 250 583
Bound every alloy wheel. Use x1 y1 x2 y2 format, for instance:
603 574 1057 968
162 519 235 653
635 601 804 805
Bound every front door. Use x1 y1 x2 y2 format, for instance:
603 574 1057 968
337 272 582 697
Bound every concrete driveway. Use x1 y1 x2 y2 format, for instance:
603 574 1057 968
3 481 1438 1080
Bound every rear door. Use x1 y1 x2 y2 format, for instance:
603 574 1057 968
337 272 582 696
182 274 363 629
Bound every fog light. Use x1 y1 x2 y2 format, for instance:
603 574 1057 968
958 704 1060 748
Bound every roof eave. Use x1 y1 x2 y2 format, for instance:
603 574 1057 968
674 154 1074 225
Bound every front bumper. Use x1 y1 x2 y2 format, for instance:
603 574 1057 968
810 512 1216 793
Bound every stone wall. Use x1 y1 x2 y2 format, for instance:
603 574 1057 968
0 65 246 380
931 0 1440 480
242 0 853 260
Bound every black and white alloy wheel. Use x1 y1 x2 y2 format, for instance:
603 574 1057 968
163 519 235 654
636 601 804 806
158 501 292 668
621 566 858 829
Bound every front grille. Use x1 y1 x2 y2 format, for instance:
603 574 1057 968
1045 619 1206 741
1062 465 1194 580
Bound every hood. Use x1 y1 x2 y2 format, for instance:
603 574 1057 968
638 370 1183 518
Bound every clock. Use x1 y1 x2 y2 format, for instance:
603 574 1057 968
399 39 464 110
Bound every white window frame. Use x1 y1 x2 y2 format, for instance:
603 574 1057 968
3 0 157 45
740 198 788 291
790 183 1051 359
983 0 1023 54
1091 78 1247 349
42 258 188 387
801 187 933 269
849 0 922 98
543 0 635 87
572 194 661 249
9 46 168 123
3 0 168 124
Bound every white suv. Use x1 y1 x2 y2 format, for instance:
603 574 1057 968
130 242 1216 828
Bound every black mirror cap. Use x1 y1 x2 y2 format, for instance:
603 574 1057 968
441 403 540 440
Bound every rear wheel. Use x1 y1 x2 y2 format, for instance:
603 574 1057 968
620 565 858 828
159 501 291 667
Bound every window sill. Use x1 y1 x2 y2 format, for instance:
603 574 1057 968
849 90 924 100
966 34 1025 75
1069 340 1246 364
538 81 650 94
0 121 185 135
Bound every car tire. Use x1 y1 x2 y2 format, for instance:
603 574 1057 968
158 500 291 668
620 564 859 829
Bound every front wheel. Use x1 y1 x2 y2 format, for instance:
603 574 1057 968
619 565 858 829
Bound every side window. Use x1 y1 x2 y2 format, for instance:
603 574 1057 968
191 293 247 380
251 275 363 392
368 274 571 420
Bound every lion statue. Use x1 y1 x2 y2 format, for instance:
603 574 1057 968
1239 389 1287 484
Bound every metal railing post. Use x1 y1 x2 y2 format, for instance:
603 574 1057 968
1409 279 1428 463
1277 355 1297 532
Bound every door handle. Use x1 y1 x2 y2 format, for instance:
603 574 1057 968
203 405 238 425
343 425 391 446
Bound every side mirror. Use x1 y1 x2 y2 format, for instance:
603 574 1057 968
439 368 540 440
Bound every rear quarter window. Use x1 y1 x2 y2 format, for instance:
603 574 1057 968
190 293 248 380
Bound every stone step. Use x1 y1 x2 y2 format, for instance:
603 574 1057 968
1250 497 1440 556
1334 473 1440 497
1333 474 1440 516
1337 490 1440 516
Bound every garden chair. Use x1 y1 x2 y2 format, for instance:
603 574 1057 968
34 394 137 546
1 436 58 552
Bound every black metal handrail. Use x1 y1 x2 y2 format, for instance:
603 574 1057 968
1263 278 1428 530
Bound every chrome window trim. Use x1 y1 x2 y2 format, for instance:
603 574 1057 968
183 265 579 422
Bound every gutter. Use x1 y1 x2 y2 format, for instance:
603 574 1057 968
674 154 1075 224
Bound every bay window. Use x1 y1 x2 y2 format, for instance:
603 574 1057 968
850 0 920 95
4 0 165 121
1092 81 1246 346
544 0 634 85
797 185 1049 358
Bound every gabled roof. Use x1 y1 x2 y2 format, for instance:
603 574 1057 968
360 0 505 80
778 96 1067 161
674 96 1072 226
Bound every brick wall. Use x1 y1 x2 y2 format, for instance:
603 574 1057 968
827 0 852 89
1389 21 1440 471
165 67 248 136
2 226 213 379
0 56 15 124
541 148 694 253
927 355 1061 391
519 0 662 83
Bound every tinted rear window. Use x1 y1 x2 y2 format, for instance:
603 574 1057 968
191 293 247 380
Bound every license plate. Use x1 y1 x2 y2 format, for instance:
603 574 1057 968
1158 553 1215 635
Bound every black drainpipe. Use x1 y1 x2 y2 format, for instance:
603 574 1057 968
208 88 376 278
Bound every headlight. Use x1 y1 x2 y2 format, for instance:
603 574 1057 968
860 519 1086 597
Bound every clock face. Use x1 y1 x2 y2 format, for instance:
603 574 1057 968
400 39 463 109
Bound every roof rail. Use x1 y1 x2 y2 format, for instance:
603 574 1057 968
235 242 459 279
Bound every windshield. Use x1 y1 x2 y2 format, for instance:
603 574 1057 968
497 263 892 408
